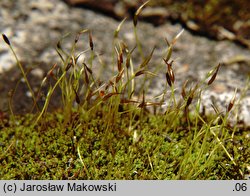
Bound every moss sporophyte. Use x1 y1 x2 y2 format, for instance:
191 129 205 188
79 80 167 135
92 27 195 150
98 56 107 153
0 1 249 180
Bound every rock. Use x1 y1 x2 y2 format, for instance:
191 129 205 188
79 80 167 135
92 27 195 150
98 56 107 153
65 0 123 18
0 0 250 126
64 0 250 48
138 7 169 26
65 0 169 24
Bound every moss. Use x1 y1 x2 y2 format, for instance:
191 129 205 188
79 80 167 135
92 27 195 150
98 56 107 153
1 3 249 179
0 110 248 180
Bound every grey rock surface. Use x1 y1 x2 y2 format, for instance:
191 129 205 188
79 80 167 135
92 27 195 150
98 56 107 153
0 0 249 125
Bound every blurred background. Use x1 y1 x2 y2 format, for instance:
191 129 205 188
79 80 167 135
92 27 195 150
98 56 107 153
65 0 250 47
0 0 249 125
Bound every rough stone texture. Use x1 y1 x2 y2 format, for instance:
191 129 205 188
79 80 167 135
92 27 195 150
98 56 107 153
65 0 250 48
0 0 249 125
